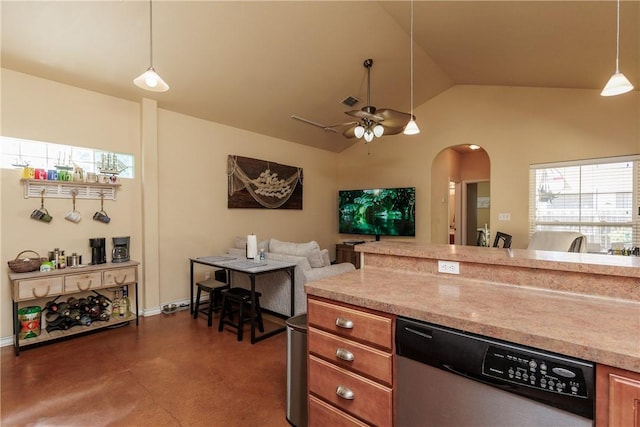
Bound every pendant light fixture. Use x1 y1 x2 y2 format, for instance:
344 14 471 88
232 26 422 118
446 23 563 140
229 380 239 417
404 0 420 135
601 0 633 96
134 0 169 92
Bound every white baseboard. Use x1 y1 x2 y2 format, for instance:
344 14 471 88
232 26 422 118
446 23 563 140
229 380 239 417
1 297 194 348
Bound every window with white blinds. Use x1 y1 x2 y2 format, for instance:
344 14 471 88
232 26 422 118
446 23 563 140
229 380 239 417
529 156 640 253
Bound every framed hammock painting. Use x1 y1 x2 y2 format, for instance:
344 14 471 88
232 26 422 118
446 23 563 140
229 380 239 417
227 155 303 209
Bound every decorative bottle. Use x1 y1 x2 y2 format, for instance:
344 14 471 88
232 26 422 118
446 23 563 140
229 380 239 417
120 286 130 318
112 290 121 318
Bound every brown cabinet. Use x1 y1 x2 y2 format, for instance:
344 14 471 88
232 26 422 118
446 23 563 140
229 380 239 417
335 244 361 269
596 364 640 427
307 296 394 426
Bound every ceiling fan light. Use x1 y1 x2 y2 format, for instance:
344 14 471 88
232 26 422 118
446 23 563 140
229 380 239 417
354 125 365 139
134 67 169 92
373 124 384 138
364 130 374 143
403 119 420 135
601 72 634 96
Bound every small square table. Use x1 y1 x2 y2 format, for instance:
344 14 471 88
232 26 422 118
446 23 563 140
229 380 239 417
189 256 296 343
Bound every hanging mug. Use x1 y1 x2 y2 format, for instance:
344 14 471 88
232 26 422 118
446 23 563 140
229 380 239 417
93 210 111 224
31 207 53 223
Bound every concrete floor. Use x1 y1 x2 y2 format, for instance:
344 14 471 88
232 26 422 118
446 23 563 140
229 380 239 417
1 310 291 426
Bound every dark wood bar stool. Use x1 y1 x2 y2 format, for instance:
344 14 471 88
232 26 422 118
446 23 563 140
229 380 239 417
193 278 230 327
217 288 264 341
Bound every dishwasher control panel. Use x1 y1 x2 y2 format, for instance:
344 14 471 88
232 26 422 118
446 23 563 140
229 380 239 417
482 346 588 398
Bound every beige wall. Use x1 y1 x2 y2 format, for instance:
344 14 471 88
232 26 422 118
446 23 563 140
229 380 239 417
156 110 340 304
338 85 640 249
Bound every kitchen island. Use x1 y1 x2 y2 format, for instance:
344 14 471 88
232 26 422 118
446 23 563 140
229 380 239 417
304 242 640 426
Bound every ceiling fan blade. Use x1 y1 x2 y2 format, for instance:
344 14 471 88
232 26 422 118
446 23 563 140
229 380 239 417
291 115 338 132
380 125 406 136
345 109 384 122
342 125 358 139
375 109 412 128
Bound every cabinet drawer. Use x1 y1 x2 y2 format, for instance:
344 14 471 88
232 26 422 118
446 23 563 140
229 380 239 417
64 272 102 292
103 268 137 287
309 327 392 386
15 277 63 301
308 298 393 350
309 355 392 427
309 395 368 427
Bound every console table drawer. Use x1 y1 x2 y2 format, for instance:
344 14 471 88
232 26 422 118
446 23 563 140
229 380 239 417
103 268 137 287
64 272 102 292
14 277 64 301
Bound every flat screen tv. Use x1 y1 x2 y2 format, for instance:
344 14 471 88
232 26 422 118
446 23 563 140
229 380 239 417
338 187 415 240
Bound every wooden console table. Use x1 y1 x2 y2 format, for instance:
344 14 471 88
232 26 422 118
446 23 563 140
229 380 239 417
9 261 139 355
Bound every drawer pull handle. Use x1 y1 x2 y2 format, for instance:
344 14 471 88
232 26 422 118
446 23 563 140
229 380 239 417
114 275 127 285
32 285 50 298
335 348 354 362
77 280 92 291
335 317 354 329
336 385 355 400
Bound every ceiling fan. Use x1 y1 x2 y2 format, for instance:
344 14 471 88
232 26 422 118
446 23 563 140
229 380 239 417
292 58 413 143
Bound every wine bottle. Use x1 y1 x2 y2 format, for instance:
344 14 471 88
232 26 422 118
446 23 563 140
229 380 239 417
44 300 59 313
95 294 109 309
120 286 130 318
98 311 110 321
112 290 121 318
67 297 79 308
67 309 81 321
57 302 70 317
79 314 91 326
78 298 90 313
88 305 101 319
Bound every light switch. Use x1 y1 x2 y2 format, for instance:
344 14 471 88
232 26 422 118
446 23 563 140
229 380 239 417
498 213 511 221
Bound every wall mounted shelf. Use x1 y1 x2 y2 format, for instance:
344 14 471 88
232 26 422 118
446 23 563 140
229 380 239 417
21 179 120 200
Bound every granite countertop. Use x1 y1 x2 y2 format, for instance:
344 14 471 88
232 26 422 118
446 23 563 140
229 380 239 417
305 266 640 373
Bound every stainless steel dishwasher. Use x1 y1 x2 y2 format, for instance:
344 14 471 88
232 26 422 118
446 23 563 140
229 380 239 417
396 317 594 427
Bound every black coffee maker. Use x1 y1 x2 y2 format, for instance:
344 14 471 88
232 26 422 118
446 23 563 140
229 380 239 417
112 236 130 263
90 238 106 265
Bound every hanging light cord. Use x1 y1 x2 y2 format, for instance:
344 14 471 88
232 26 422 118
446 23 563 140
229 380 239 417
614 0 620 73
148 0 154 68
410 0 415 117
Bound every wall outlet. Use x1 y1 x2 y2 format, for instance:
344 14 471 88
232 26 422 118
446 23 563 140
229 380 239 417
438 260 460 275
204 271 211 280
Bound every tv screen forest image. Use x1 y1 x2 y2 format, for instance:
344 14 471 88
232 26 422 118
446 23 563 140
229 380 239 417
339 188 415 237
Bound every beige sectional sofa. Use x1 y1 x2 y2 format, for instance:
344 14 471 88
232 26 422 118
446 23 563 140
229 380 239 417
226 238 355 316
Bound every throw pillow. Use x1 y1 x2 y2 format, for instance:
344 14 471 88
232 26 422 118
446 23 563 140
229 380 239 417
269 238 323 267
307 248 324 268
320 249 331 267
269 238 319 256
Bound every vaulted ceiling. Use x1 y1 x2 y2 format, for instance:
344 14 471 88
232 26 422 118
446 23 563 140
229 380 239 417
2 1 638 152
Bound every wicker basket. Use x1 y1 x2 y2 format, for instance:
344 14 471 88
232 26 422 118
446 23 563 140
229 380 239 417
8 250 48 273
